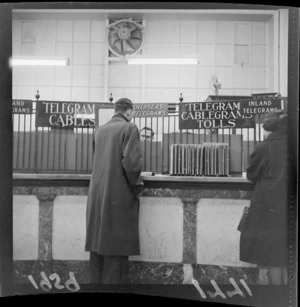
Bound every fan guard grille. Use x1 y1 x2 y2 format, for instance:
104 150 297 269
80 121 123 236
107 19 144 57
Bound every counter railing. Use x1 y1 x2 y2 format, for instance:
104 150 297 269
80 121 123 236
13 102 275 176
13 93 287 181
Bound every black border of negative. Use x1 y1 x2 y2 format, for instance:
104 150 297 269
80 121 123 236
0 2 298 307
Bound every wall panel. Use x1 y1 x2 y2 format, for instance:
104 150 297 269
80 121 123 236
12 14 271 104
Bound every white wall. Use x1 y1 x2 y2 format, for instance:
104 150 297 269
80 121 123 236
278 9 289 96
13 18 106 102
196 198 255 267
130 197 184 263
13 195 39 260
12 12 275 103
109 19 269 103
52 196 90 260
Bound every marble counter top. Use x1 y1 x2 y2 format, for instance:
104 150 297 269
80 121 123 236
13 172 251 183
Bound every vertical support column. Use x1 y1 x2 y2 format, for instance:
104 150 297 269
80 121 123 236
181 198 198 264
279 9 289 96
141 18 146 103
104 16 109 101
34 91 40 171
273 10 279 92
37 192 56 261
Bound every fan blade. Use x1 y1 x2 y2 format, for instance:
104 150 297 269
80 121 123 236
124 40 136 53
120 40 126 54
128 38 142 49
131 29 142 39
109 33 120 46
130 36 142 41
113 40 123 54
128 25 137 33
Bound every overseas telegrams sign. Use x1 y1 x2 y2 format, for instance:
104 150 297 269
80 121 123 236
179 98 283 129
132 103 168 117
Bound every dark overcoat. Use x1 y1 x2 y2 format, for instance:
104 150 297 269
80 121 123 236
85 114 143 256
239 130 288 266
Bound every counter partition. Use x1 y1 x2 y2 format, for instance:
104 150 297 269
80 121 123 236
12 173 264 288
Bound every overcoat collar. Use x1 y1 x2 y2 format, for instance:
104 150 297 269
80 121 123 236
111 113 130 122
266 130 287 141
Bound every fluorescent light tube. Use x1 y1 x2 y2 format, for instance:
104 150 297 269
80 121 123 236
10 56 69 66
74 114 94 119
127 58 198 65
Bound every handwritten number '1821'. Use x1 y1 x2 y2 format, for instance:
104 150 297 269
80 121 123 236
28 272 80 292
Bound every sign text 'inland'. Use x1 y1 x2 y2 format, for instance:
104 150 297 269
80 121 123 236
12 100 33 114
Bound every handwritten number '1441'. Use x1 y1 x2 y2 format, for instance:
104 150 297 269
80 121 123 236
192 278 253 299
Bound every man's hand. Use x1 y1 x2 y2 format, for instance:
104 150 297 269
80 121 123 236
133 177 144 195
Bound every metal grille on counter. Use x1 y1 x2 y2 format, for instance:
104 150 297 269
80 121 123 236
12 91 286 176
170 143 229 176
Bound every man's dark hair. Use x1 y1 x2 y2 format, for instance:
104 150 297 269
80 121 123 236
114 98 133 113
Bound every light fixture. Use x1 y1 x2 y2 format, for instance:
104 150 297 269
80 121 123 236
127 58 198 65
10 56 70 67
74 114 94 119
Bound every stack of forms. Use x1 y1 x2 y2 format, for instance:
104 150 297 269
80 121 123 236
169 143 229 176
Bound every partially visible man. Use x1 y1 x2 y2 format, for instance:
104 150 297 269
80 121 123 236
140 126 155 142
85 98 143 284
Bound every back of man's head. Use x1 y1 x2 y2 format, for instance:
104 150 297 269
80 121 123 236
114 98 133 114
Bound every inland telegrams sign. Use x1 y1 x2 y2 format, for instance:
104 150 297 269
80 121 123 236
179 99 283 129
239 98 283 114
12 100 33 114
36 101 96 128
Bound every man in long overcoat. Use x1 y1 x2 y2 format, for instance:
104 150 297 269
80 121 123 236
85 98 143 284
